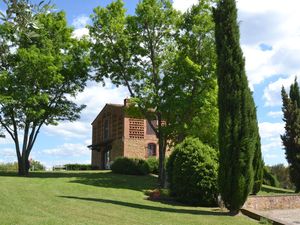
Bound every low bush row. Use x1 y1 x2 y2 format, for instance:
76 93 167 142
111 156 160 176
111 157 150 175
64 164 94 171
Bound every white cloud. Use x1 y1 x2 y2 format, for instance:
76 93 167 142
261 138 282 153
263 76 295 107
72 15 90 29
44 121 90 140
72 27 89 39
42 143 90 157
259 122 284 139
172 0 198 12
237 0 300 89
0 132 14 145
71 15 90 39
72 81 128 121
267 111 282 118
0 148 16 162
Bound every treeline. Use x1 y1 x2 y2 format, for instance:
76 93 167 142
0 160 45 171
264 164 294 190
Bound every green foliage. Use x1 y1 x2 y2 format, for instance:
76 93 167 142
146 157 159 174
0 1 90 176
252 137 264 195
281 79 300 192
64 164 93 171
90 0 218 186
269 164 294 189
167 137 218 206
166 147 180 191
111 157 150 176
0 162 18 171
263 166 280 188
213 0 262 211
30 160 45 171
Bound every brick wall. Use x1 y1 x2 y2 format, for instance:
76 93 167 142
111 139 124 161
91 150 101 169
243 195 300 210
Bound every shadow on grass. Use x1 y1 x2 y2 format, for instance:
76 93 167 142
59 195 228 216
0 171 158 192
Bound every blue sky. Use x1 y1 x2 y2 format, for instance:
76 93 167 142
0 0 298 168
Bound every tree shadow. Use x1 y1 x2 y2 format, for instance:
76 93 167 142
0 171 158 192
58 195 228 216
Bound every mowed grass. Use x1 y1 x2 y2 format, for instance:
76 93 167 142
0 171 258 225
258 184 295 196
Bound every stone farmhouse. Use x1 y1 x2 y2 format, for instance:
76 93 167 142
89 99 170 169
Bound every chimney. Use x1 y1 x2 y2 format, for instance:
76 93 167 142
124 98 130 107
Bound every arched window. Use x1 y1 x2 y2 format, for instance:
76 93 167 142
147 143 156 157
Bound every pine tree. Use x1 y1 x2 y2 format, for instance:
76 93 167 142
213 0 262 213
281 79 300 192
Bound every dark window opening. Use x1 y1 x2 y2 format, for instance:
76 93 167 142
147 143 156 157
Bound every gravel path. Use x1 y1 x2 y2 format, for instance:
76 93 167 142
259 209 300 225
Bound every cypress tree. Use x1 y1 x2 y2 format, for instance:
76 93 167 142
252 128 264 195
213 0 262 213
281 79 300 192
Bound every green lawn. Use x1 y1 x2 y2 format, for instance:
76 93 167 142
0 171 257 225
258 184 295 196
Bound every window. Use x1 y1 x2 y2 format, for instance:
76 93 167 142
103 118 109 140
147 143 156 157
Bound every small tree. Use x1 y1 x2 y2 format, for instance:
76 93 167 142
213 0 262 213
281 79 300 192
0 0 90 176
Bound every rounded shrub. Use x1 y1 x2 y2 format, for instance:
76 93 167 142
146 157 159 174
167 137 219 206
111 157 150 175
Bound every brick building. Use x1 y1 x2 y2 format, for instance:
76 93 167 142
89 99 167 169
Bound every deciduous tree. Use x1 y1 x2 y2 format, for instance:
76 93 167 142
0 0 90 176
90 0 217 186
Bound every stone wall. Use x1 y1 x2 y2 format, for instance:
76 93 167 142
243 195 300 210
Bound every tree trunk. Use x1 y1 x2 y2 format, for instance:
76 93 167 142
158 136 167 188
229 209 239 216
18 155 29 176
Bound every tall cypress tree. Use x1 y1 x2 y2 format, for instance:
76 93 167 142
281 79 300 193
213 0 262 213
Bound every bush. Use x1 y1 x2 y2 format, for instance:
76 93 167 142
167 137 218 206
146 157 159 174
111 157 150 175
65 164 92 171
263 166 280 187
